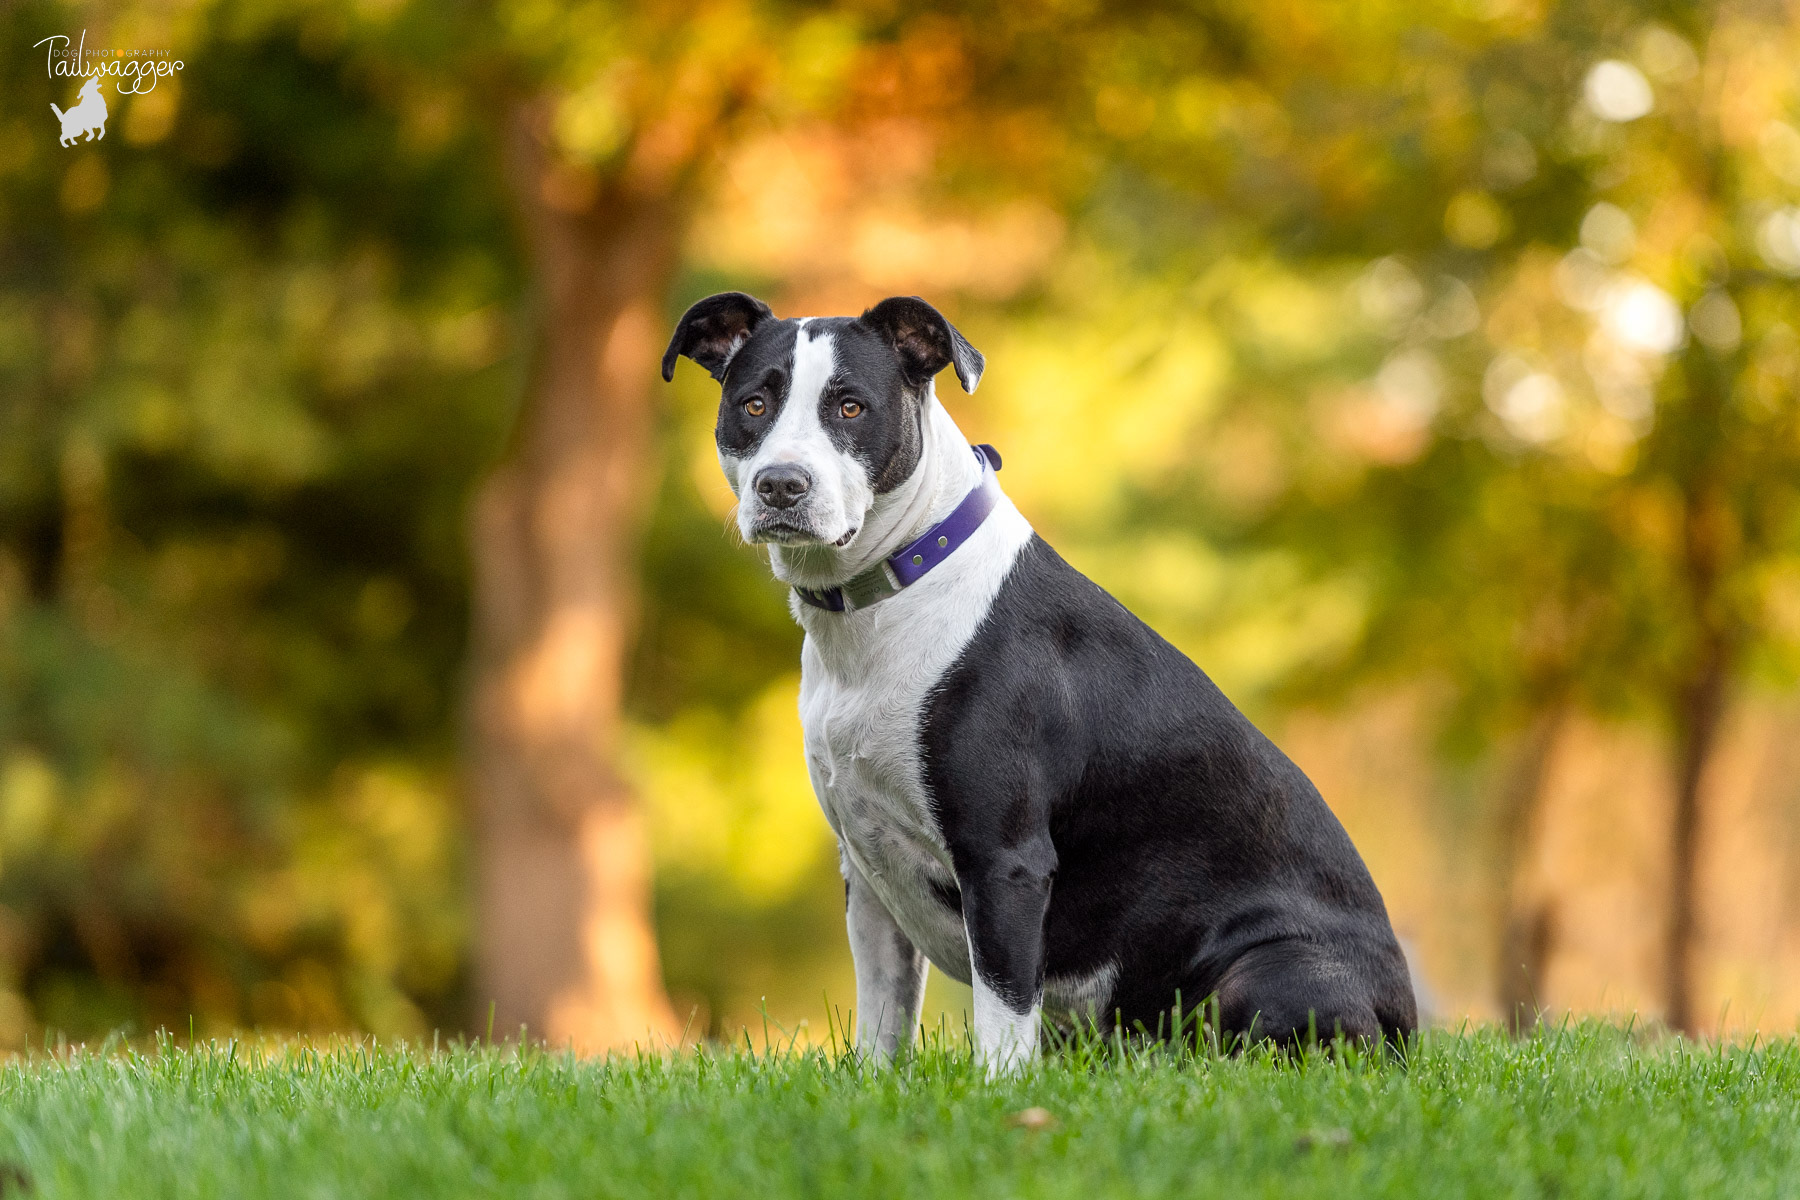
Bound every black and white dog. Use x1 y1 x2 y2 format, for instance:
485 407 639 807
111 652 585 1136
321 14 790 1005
663 293 1417 1072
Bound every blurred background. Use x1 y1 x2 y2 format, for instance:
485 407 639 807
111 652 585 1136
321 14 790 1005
3 0 1800 1051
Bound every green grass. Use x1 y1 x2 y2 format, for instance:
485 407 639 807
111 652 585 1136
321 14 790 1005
0 1022 1795 1198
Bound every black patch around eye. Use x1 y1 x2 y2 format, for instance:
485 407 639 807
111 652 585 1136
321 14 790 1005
807 321 926 495
713 321 798 458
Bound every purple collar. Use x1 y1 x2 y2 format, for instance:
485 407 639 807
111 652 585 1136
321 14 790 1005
795 444 1004 613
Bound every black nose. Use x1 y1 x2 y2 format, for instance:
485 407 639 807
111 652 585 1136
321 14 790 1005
753 464 812 510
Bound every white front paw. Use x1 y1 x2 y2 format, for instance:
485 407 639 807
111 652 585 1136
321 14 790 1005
972 978 1039 1076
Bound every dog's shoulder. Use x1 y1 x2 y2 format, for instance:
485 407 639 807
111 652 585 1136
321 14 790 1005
921 533 1249 747
919 533 1331 838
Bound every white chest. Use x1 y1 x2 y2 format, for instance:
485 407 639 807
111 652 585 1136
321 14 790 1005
800 621 973 981
802 670 945 869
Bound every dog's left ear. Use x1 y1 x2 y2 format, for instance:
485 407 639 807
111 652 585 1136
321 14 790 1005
662 291 776 382
860 296 984 394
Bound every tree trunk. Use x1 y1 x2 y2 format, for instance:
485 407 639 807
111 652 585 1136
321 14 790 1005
1664 643 1727 1038
467 105 682 1052
1663 459 1736 1038
1493 709 1562 1034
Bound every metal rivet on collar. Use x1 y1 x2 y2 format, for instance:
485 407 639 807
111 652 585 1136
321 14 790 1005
912 554 923 565
938 536 948 547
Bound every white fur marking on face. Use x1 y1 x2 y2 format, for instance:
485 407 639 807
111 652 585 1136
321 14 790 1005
783 321 835 435
717 448 744 497
971 965 1039 1076
737 323 872 547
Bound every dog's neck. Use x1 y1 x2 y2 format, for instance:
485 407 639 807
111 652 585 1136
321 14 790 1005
768 392 981 590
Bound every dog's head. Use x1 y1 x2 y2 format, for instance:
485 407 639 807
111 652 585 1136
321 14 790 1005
662 293 983 549
79 78 101 99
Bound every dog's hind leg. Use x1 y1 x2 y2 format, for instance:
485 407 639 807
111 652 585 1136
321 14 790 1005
1212 938 1401 1053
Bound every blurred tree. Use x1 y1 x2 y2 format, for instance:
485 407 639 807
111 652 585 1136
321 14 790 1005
463 3 716 1054
0 0 519 1038
461 0 905 1050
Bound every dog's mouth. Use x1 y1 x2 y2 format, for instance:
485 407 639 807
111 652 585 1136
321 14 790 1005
748 520 857 548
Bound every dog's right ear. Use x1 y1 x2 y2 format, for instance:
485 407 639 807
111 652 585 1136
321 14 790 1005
661 292 775 383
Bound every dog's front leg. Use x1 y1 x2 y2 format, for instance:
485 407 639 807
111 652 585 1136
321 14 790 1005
958 831 1056 1076
845 857 928 1064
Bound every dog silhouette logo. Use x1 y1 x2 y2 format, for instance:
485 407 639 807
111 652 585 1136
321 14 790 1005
50 78 107 147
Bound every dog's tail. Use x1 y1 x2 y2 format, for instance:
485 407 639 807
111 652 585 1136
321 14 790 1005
49 103 65 122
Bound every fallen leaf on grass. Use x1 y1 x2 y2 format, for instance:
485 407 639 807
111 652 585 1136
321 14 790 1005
1008 1106 1059 1131
1293 1127 1352 1152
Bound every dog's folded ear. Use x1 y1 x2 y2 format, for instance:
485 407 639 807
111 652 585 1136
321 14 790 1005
860 297 984 394
662 292 776 382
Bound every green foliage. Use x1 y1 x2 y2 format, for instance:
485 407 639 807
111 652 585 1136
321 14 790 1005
0 0 521 1039
0 1025 1795 1196
1062 2 1800 756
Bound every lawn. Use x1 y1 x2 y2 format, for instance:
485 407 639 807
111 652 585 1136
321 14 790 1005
0 1022 1794 1198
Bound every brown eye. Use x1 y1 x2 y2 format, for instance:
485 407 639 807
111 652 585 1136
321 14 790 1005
744 397 766 417
840 400 863 419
